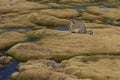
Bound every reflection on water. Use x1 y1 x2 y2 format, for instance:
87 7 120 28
55 27 69 31
99 5 107 8
3 28 31 32
72 6 86 10
0 62 18 80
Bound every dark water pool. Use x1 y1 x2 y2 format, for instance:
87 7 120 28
72 5 108 11
3 28 31 32
27 38 38 42
99 5 108 8
72 6 86 10
0 47 12 54
0 62 18 80
55 27 69 31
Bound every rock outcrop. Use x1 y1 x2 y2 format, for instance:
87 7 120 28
0 54 13 70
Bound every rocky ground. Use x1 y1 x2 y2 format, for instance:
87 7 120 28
0 54 13 70
0 0 120 80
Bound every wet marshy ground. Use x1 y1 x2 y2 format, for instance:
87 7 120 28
0 26 67 80
0 47 18 80
0 26 40 80
0 2 119 79
0 27 32 80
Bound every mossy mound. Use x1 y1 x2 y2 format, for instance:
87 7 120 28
0 0 50 11
7 43 53 61
40 9 79 18
46 3 61 8
0 32 27 50
10 59 91 80
84 23 117 29
0 21 36 29
62 56 120 80
84 6 120 25
82 12 103 22
10 69 78 80
27 13 69 26
7 26 120 61
87 6 120 20
0 29 4 34
11 2 50 10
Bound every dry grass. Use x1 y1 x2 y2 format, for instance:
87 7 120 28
0 21 36 28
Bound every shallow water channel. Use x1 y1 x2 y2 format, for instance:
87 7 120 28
72 6 86 10
0 46 18 80
0 27 32 80
55 27 69 31
0 62 18 80
3 27 31 32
